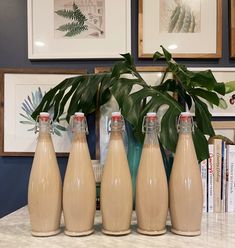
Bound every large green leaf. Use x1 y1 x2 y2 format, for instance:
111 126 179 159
193 96 215 137
53 77 81 121
32 76 79 120
66 80 87 121
156 79 178 92
214 82 226 95
160 105 180 152
111 78 146 110
77 74 102 114
160 46 226 95
192 126 209 162
189 70 218 91
31 47 235 163
112 84 183 152
98 73 113 106
56 83 79 119
161 46 172 61
190 88 220 106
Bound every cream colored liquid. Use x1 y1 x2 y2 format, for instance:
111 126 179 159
63 134 96 235
28 134 62 236
136 144 168 234
169 133 203 235
101 132 133 235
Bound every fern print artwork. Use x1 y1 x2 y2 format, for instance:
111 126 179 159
20 87 67 136
54 0 105 38
160 0 201 33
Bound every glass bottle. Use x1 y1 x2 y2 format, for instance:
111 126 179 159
169 112 203 236
28 112 62 236
136 112 168 235
63 112 96 236
101 112 133 235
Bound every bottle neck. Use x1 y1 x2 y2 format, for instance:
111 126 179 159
143 116 160 145
110 118 124 132
38 121 51 136
109 118 124 141
144 130 159 145
179 121 193 134
72 119 87 134
71 119 87 142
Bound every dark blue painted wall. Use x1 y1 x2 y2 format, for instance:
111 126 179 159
0 0 234 217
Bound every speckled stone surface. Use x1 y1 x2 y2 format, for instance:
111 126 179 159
0 207 235 248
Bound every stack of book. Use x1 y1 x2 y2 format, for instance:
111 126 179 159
200 139 235 212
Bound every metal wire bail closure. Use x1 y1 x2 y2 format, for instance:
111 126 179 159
35 113 54 134
108 112 125 133
142 112 160 133
70 113 89 134
177 112 194 133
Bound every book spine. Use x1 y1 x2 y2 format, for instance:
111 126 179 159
208 144 214 213
200 159 207 212
226 145 235 212
213 139 222 213
221 142 226 212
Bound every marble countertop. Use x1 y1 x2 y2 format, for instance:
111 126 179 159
0 207 235 248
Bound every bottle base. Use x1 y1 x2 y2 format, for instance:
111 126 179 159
31 229 61 237
64 228 94 237
137 227 166 236
171 228 201 236
102 228 131 236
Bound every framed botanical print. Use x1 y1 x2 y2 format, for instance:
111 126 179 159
27 0 131 59
0 68 86 156
138 0 222 58
231 0 235 57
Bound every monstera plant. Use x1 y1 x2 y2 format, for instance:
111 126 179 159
31 46 235 163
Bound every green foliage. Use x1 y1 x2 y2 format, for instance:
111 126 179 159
20 87 66 136
31 47 232 162
225 81 235 93
55 3 88 37
56 22 88 37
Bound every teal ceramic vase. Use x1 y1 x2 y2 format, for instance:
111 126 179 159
125 122 142 203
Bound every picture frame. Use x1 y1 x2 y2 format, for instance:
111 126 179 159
27 0 131 59
138 0 222 58
0 68 86 156
212 121 235 142
94 66 173 163
188 68 235 116
231 0 235 57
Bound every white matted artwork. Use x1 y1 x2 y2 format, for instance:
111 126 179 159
95 67 173 164
212 121 235 142
28 0 131 59
189 68 235 116
138 0 222 58
0 69 86 156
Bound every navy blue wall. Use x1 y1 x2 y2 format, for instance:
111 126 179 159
0 0 234 217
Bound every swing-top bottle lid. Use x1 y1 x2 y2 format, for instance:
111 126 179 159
146 112 157 120
179 112 192 122
74 112 85 121
111 112 122 121
39 112 50 121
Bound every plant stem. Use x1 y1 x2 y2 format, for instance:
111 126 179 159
160 68 169 85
